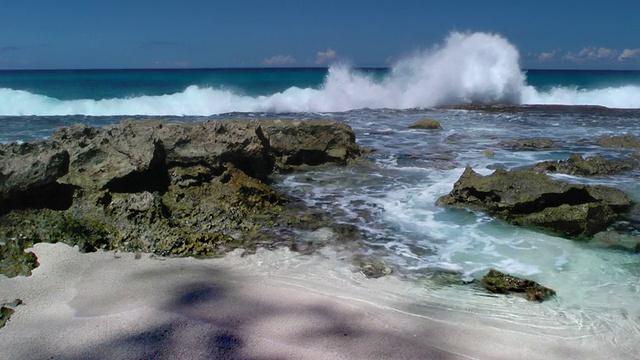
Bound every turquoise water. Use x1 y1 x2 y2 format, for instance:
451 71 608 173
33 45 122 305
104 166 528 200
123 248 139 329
0 68 331 99
1 68 640 107
1 32 640 350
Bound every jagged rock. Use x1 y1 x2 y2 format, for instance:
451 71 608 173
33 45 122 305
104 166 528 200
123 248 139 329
258 119 360 170
0 142 70 214
512 203 618 237
495 138 555 150
596 135 640 149
530 153 638 176
482 269 556 302
0 119 362 277
408 118 443 130
436 167 633 237
0 141 70 198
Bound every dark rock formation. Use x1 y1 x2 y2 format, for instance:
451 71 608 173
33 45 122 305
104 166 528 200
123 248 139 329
0 119 362 277
596 135 640 150
482 269 556 302
495 138 555 150
408 118 443 130
436 167 633 237
258 119 359 170
530 153 639 176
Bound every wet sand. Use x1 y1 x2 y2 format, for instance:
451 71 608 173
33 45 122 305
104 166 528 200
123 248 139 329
0 243 636 360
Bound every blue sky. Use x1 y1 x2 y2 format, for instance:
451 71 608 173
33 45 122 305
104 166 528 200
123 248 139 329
1 0 638 70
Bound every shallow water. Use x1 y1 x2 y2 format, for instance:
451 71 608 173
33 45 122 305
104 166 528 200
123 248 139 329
265 107 640 322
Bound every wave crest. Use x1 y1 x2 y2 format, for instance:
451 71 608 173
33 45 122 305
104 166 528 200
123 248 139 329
1 32 639 116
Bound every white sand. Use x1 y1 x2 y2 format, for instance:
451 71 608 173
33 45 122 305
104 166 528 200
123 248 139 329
1 243 638 360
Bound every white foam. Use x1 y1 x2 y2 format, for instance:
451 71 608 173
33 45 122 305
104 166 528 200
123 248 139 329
521 84 640 108
2 32 638 116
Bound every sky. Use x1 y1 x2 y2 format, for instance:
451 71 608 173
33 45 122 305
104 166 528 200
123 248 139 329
1 0 639 70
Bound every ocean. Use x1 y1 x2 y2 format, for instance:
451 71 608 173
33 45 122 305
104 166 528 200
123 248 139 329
2 32 640 351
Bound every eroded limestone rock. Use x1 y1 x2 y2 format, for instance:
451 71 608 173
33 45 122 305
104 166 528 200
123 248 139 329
436 167 633 237
0 119 362 277
530 153 638 176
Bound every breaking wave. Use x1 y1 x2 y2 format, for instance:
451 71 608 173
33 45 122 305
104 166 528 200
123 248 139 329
1 32 639 116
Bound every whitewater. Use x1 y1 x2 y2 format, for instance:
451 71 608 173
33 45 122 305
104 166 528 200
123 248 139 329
2 32 640 116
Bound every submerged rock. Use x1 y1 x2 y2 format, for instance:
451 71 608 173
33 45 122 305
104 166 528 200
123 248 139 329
596 135 640 150
436 167 633 237
482 269 556 302
495 138 555 150
351 254 394 278
481 150 495 157
408 118 443 130
530 153 639 176
590 231 640 253
0 119 362 277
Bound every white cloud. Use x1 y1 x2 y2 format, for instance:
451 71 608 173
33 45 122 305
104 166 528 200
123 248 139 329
619 48 640 61
534 49 560 62
315 48 336 65
261 54 296 66
564 47 618 62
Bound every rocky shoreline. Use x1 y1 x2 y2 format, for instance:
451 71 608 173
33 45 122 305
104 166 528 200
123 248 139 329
0 119 365 278
2 118 640 303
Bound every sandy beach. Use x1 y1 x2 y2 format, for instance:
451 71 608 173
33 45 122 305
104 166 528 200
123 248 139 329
0 243 636 360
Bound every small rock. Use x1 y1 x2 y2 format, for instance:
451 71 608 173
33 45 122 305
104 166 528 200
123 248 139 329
0 299 23 329
481 269 556 302
408 118 443 130
496 138 555 150
352 254 393 278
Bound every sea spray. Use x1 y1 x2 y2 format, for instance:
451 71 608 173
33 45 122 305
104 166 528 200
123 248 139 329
0 32 529 115
387 31 525 106
2 32 640 116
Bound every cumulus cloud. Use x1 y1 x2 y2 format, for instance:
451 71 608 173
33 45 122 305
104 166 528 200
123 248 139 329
564 47 618 62
315 48 336 65
261 54 296 66
619 48 640 61
532 49 560 62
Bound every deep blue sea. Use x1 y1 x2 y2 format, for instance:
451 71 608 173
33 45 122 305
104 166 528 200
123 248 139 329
2 33 640 351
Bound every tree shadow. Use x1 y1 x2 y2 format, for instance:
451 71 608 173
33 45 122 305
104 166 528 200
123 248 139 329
11 264 460 360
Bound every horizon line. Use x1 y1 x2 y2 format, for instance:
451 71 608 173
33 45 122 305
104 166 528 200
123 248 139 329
1 67 639 72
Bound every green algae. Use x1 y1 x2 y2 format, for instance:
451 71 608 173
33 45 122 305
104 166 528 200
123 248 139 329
482 269 556 302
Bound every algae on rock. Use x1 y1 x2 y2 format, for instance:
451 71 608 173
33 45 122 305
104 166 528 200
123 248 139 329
482 269 556 302
0 119 363 277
